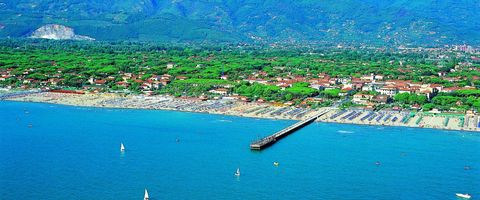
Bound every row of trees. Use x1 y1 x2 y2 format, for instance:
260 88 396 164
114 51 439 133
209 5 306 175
392 90 480 111
2 39 478 83
233 82 318 102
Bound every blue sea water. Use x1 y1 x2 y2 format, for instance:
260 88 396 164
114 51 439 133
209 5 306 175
0 101 479 200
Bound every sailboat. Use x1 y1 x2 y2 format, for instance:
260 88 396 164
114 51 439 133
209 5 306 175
120 143 125 152
234 168 240 176
144 189 149 200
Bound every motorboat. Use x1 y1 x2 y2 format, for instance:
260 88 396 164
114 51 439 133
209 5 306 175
456 193 471 199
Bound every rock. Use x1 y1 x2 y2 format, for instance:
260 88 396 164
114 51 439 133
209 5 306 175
29 24 94 41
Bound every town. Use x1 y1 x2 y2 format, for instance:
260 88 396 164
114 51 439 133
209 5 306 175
1 40 480 131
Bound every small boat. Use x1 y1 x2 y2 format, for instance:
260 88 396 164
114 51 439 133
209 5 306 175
144 188 149 200
120 143 125 152
375 161 381 166
456 193 471 199
234 168 240 176
273 162 279 166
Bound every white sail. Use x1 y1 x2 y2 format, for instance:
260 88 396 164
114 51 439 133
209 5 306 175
120 143 125 152
235 168 240 176
144 189 149 200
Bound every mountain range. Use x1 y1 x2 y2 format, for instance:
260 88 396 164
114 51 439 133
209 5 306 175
0 0 479 46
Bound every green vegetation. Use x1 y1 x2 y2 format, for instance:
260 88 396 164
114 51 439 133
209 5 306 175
1 0 480 45
159 79 233 97
394 90 480 112
234 83 281 101
1 39 480 111
285 82 319 99
393 93 427 105
321 89 342 99
430 92 480 111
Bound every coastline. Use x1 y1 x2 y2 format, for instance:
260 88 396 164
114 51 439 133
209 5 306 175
3 91 479 132
2 91 315 121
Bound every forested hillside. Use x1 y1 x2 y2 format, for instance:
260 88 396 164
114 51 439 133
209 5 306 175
0 0 479 45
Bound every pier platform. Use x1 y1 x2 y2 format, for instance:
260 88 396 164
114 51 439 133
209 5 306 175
250 109 329 150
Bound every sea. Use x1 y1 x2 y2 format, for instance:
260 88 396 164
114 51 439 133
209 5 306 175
0 101 479 200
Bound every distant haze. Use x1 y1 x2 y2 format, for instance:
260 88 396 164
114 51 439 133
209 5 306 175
0 0 479 45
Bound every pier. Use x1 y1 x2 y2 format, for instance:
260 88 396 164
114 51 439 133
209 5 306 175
250 109 330 150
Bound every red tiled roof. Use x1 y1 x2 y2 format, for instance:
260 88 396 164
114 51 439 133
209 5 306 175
94 80 107 84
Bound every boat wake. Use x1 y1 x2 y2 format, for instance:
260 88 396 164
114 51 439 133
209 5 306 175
338 130 354 134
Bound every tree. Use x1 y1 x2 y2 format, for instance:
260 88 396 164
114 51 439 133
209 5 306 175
321 89 341 99
422 103 435 111
394 93 410 103
284 93 293 101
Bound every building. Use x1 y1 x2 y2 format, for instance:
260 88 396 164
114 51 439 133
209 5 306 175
176 76 188 80
94 79 107 86
166 62 176 69
362 82 385 92
398 87 413 94
352 93 373 104
378 85 398 96
209 88 229 96
371 95 390 104
220 75 229 80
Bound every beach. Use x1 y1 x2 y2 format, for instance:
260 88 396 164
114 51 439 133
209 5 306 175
3 91 479 132
318 109 477 131
3 91 321 121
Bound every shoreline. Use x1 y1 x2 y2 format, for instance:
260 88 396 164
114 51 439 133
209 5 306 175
2 91 479 132
2 91 310 121
5 99 295 123
319 118 480 133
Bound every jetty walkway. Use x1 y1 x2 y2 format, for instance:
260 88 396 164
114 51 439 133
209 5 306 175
250 109 330 150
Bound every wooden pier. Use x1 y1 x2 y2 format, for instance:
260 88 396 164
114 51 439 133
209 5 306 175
250 109 330 150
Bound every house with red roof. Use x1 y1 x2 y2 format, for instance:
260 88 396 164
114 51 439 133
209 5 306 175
94 79 107 86
378 85 398 96
353 93 374 104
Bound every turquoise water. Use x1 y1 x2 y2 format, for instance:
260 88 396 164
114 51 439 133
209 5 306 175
0 101 479 200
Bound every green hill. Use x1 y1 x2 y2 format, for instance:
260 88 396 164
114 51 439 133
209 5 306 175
0 0 479 45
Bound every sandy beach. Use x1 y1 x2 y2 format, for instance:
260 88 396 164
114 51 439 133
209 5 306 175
318 108 478 132
3 91 321 121
3 91 479 132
